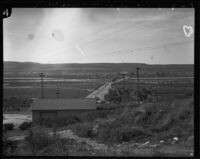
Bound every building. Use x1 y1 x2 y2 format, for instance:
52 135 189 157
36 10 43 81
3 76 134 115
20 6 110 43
31 98 96 124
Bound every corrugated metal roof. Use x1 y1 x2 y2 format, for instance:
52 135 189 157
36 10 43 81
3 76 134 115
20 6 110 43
31 98 96 110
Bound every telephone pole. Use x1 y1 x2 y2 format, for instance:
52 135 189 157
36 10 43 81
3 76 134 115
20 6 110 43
39 73 45 99
136 67 141 103
122 73 125 89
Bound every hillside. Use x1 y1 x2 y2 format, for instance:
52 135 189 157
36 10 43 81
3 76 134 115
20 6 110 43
3 61 194 77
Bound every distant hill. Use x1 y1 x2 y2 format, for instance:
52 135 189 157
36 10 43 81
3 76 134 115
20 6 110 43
3 61 194 77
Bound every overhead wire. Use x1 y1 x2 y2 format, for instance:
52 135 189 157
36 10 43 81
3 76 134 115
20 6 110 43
83 14 194 55
83 10 193 52
78 10 173 48
47 9 172 56
29 9 193 62
40 9 153 55
61 39 194 61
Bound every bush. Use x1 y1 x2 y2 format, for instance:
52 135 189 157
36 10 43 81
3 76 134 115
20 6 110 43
36 138 70 156
104 88 122 103
25 126 56 154
121 126 149 142
97 122 149 143
3 132 17 156
95 97 193 143
137 87 152 101
19 121 32 131
3 123 14 131
71 122 94 138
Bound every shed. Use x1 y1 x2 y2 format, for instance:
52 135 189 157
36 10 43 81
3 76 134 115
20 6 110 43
31 98 96 124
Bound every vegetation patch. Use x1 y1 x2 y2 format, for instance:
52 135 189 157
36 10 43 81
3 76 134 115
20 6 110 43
3 123 15 131
3 130 18 156
19 121 32 131
78 96 194 145
70 122 94 138
25 126 56 154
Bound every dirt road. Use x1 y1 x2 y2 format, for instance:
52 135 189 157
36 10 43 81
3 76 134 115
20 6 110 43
86 82 112 100
86 78 125 101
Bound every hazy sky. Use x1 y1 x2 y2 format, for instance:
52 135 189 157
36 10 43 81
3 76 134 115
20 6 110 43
3 8 194 64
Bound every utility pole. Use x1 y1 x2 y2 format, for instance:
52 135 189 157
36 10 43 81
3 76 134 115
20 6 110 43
121 72 127 103
39 73 45 99
56 85 59 99
136 67 141 104
122 73 125 89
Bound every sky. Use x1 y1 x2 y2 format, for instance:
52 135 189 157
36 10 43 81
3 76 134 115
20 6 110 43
3 8 194 64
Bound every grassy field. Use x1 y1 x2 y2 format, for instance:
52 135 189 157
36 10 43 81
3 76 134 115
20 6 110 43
113 78 193 98
4 87 90 99
3 79 104 99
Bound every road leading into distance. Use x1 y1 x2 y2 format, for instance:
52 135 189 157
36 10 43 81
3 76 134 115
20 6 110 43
86 76 193 101
86 78 125 101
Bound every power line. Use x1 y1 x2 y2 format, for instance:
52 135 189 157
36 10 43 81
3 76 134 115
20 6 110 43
126 12 194 39
78 10 173 48
41 9 153 55
42 9 171 56
42 9 191 59
72 9 151 43
64 39 193 62
83 12 193 52
27 10 193 63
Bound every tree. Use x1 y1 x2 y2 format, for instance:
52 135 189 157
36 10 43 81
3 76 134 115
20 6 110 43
105 88 132 103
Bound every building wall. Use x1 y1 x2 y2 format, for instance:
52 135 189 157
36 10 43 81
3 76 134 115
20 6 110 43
32 109 95 124
32 110 40 123
57 109 92 118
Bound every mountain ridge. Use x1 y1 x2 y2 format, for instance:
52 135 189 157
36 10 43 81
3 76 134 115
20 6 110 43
3 61 194 76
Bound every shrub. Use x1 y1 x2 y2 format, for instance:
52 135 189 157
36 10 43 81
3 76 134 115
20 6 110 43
97 122 149 143
36 138 70 156
104 88 122 103
3 132 17 156
137 87 152 101
3 123 14 131
96 97 193 143
71 122 94 138
25 126 56 154
19 121 32 131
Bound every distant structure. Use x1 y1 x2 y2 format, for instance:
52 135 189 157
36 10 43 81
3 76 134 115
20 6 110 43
39 73 45 99
31 98 96 124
